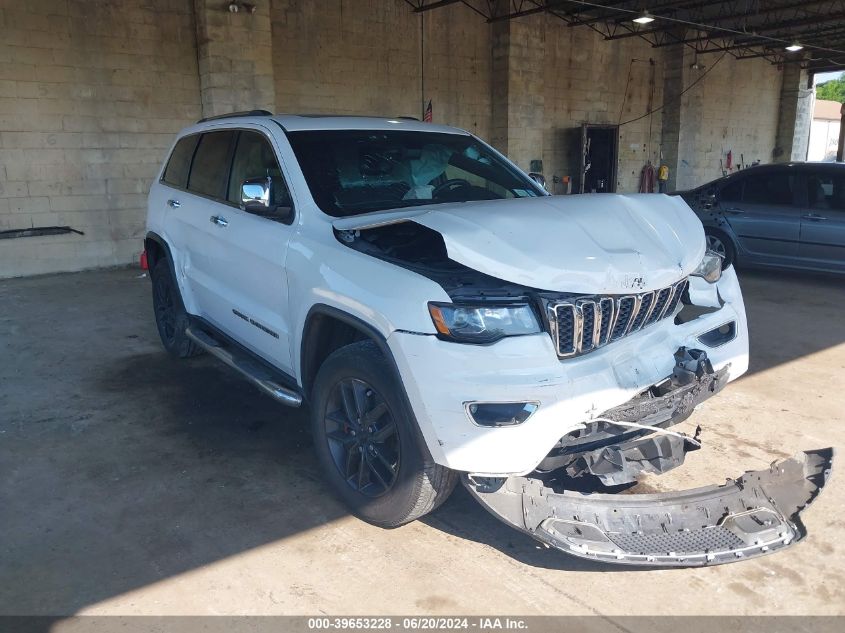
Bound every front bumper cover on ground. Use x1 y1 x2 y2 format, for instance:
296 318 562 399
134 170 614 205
465 448 833 567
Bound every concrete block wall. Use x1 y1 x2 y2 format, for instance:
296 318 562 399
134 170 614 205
271 0 491 136
674 47 783 191
542 19 664 192
0 0 201 278
491 16 546 172
195 0 275 116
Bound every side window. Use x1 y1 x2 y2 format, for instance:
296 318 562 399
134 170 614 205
162 135 199 189
741 172 795 206
187 131 236 200
808 173 845 211
228 131 293 212
719 180 743 203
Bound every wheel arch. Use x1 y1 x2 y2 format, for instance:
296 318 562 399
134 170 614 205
144 232 175 277
299 303 397 398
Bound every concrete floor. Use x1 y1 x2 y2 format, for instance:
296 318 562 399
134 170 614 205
0 266 843 617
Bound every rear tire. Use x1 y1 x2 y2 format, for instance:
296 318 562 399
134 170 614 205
705 228 736 269
310 340 457 527
151 258 202 359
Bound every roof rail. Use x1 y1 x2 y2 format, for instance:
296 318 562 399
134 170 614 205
197 109 273 123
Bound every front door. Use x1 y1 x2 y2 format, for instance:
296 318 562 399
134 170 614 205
194 127 297 374
800 170 845 272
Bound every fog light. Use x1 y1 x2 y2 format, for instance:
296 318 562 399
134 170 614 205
698 321 736 347
465 401 539 427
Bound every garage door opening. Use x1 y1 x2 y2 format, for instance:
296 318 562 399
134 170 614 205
580 124 619 194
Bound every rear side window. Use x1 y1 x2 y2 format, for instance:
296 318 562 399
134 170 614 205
162 135 199 188
742 172 795 206
808 173 845 210
187 131 236 199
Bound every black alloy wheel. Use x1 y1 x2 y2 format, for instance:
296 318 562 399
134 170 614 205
324 378 400 498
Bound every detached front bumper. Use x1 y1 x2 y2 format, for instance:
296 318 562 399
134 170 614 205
465 448 833 567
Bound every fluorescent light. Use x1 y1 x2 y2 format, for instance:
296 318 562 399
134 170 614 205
633 11 655 24
785 43 803 52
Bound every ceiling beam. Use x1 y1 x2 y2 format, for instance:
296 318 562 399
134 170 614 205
411 0 462 12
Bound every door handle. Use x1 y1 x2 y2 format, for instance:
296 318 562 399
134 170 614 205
802 213 827 221
722 207 744 214
167 199 181 209
210 215 229 227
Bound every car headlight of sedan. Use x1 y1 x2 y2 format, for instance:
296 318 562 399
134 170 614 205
428 302 541 343
691 250 723 283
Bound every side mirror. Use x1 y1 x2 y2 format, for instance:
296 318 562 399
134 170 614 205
528 172 547 190
240 177 293 222
702 193 717 209
241 177 273 213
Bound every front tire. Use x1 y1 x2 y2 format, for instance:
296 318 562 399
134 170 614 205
151 258 202 359
310 340 457 527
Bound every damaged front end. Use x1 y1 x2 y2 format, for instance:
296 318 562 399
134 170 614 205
465 448 832 567
538 347 724 486
465 348 833 566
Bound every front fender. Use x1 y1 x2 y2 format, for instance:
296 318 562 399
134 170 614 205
286 231 450 384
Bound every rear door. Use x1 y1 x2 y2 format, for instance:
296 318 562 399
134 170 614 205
168 129 239 321
716 168 802 262
189 127 297 374
800 169 845 271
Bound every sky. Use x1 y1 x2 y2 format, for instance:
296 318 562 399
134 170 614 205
814 70 844 86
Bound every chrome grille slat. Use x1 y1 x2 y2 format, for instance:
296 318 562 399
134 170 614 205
577 299 598 352
644 286 672 326
553 303 577 357
628 290 655 333
611 296 636 341
548 278 687 359
598 297 614 345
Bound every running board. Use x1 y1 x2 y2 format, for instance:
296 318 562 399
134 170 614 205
185 326 303 407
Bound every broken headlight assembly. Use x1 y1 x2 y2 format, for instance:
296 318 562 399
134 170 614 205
428 302 541 343
691 250 723 283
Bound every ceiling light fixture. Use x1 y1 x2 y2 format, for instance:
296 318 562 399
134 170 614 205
632 10 655 25
785 43 804 52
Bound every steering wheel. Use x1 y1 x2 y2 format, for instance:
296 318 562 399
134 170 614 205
432 178 472 198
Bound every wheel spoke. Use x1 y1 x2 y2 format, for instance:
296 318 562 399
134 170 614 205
371 445 397 476
362 401 388 425
339 381 360 427
326 428 356 448
364 452 390 490
371 419 397 443
350 380 369 418
356 448 367 490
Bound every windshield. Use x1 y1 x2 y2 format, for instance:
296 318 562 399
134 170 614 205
285 130 542 217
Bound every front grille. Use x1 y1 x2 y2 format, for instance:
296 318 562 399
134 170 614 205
548 278 687 358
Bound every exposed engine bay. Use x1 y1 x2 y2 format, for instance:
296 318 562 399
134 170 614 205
337 221 535 301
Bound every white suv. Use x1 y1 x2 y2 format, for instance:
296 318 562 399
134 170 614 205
145 111 831 567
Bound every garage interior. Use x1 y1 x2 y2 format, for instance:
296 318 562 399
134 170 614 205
1 0 844 621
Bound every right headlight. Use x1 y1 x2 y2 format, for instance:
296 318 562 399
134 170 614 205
691 250 723 283
427 302 541 344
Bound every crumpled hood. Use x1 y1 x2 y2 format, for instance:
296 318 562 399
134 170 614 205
334 194 705 294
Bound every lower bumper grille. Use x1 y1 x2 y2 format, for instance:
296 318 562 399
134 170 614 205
549 278 688 358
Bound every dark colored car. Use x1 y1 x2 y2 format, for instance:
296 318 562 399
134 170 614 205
677 162 845 274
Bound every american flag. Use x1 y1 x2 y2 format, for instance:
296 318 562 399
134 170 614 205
423 100 432 123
